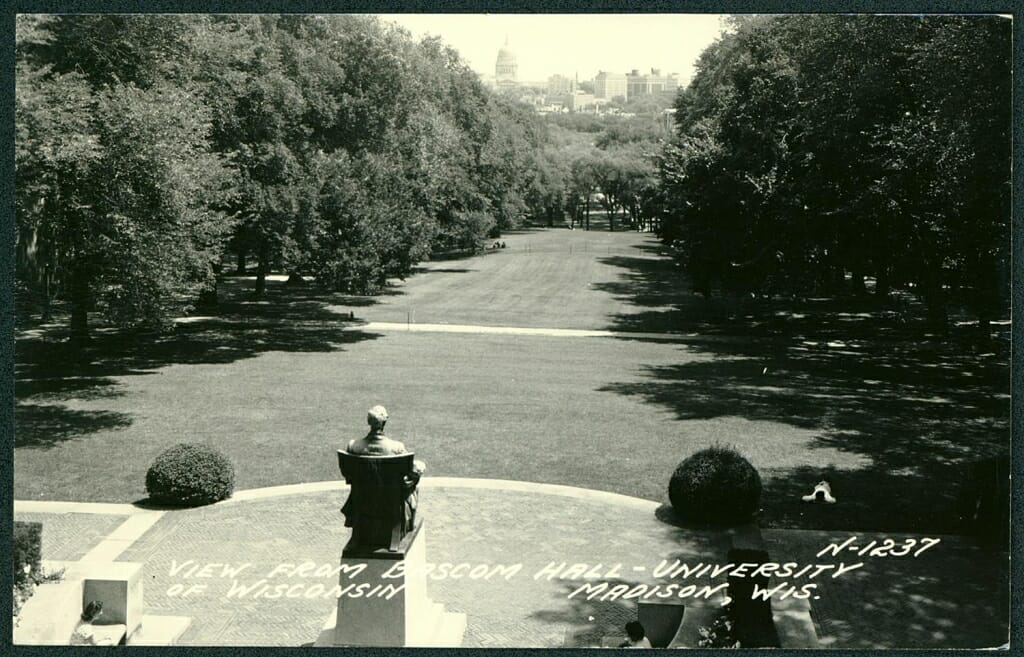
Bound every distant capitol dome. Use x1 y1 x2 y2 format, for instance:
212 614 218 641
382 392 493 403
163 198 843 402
496 45 516 67
494 37 518 86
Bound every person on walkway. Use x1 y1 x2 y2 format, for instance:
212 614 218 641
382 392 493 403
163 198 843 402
619 621 653 649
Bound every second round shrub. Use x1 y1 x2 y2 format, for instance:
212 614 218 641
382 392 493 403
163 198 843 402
145 443 235 507
669 446 761 524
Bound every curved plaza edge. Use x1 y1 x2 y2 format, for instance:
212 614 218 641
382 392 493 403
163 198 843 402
13 476 660 516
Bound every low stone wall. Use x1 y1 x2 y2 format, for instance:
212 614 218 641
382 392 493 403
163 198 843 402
14 561 189 647
14 576 84 645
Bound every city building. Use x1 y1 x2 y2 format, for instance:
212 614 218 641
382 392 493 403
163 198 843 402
626 68 679 98
494 38 518 89
546 74 577 97
563 91 601 113
594 71 628 102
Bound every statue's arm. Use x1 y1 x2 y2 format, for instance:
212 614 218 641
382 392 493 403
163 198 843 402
403 464 423 492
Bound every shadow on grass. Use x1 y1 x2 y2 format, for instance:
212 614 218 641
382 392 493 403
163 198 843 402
759 466 965 534
13 404 133 448
812 559 1009 649
594 251 1011 535
14 277 383 447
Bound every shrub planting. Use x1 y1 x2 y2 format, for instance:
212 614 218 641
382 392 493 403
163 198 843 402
669 446 761 524
13 521 42 590
146 443 235 507
12 522 65 622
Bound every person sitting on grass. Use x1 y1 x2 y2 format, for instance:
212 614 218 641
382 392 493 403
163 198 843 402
619 620 653 649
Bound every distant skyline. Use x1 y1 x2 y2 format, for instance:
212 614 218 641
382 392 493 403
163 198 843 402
375 14 729 85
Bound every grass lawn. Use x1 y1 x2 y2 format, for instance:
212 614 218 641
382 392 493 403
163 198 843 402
14 223 1010 534
329 223 678 330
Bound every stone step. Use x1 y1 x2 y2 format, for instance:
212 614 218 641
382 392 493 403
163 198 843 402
127 615 192 646
313 608 339 647
413 607 468 648
407 600 445 645
315 598 466 647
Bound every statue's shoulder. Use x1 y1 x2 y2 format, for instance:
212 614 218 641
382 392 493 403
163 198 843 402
346 436 408 456
380 437 408 454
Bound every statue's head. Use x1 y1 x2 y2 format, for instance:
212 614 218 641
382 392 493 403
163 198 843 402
367 405 388 431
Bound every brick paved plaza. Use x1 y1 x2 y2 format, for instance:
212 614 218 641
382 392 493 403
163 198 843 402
15 480 1009 648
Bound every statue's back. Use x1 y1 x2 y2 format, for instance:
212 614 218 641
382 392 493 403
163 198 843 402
338 450 419 553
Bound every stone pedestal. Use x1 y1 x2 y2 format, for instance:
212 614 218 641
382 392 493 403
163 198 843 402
82 562 144 637
315 521 466 647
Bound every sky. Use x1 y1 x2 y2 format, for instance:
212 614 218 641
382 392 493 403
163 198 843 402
375 14 730 85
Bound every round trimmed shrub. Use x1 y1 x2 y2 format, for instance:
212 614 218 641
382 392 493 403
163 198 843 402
146 443 235 507
669 446 761 524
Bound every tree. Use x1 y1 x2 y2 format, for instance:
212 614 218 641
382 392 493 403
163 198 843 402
525 148 569 227
17 13 586 326
660 15 1011 322
570 153 600 231
16 16 234 341
476 96 541 234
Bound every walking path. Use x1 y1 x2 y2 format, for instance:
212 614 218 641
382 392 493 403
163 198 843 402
355 321 700 341
15 479 1008 648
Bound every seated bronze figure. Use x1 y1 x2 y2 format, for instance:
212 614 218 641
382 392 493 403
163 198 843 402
339 406 424 553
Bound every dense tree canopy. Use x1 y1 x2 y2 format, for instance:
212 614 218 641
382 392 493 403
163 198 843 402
17 14 1009 339
660 15 1011 326
16 16 233 338
15 14 553 339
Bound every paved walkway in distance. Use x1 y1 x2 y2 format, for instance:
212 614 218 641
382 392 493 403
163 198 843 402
355 321 701 342
15 481 1009 648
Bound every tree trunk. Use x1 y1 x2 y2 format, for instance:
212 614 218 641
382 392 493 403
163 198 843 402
608 208 615 232
236 249 247 276
69 269 90 346
40 267 52 322
585 197 590 231
850 269 866 295
921 275 948 332
833 265 845 293
197 286 218 308
255 239 268 297
198 275 218 308
875 269 891 298
198 261 221 308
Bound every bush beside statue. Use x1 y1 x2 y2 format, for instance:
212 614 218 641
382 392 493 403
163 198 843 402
145 443 235 507
669 445 761 525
